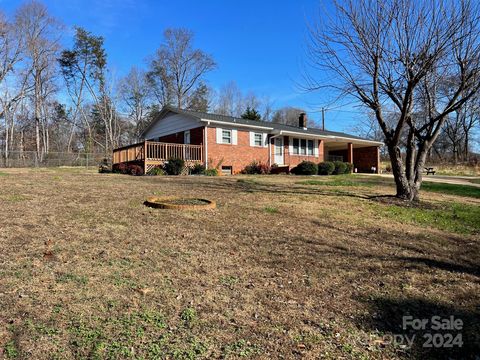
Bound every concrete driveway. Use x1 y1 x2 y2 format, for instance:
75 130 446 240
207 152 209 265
364 173 480 188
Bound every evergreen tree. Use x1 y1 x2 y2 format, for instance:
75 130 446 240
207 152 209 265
241 106 261 121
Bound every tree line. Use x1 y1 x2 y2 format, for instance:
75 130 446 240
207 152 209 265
0 1 307 162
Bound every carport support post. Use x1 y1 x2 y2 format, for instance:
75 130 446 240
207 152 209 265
376 146 380 174
347 143 353 164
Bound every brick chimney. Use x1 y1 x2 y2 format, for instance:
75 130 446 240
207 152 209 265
299 113 307 128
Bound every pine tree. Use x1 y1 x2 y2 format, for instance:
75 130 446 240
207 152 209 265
241 106 261 121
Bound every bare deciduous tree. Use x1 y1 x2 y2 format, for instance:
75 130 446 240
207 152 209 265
147 28 216 109
118 66 151 141
271 106 305 126
16 0 62 161
305 0 480 201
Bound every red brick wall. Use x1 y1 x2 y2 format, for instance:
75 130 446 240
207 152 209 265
282 137 324 167
206 129 327 173
206 127 269 173
353 146 379 173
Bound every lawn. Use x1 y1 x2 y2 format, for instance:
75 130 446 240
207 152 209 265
0 169 479 359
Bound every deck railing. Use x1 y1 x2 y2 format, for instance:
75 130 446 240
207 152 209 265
112 141 203 164
112 142 145 164
146 142 202 162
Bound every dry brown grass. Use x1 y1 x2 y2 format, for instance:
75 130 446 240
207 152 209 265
0 168 478 359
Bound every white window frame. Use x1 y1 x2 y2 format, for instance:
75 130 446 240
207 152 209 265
222 129 232 144
307 139 314 155
254 133 262 146
290 137 318 157
293 138 300 154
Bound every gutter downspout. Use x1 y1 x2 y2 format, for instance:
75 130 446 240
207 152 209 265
204 121 210 168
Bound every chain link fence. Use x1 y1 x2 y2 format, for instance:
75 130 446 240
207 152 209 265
0 151 109 168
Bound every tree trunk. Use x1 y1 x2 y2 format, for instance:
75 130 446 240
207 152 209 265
464 136 470 162
34 70 42 163
387 143 424 201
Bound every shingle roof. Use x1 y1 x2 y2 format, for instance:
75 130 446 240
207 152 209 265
146 105 380 143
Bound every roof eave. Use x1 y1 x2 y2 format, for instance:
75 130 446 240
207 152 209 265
200 118 274 130
278 130 383 146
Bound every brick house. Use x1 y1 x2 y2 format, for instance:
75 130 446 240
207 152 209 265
113 106 382 174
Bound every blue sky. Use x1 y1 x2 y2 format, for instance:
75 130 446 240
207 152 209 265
2 0 365 132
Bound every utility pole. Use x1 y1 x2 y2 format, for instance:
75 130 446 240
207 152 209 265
321 107 325 130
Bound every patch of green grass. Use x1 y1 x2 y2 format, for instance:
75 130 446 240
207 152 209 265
264 206 278 214
111 272 138 289
4 340 18 358
171 337 208 359
421 182 480 198
180 307 197 328
3 194 29 202
220 275 239 287
68 309 169 359
223 339 260 358
236 178 259 185
298 176 373 187
292 331 323 345
377 202 480 235
56 273 88 285
0 171 9 176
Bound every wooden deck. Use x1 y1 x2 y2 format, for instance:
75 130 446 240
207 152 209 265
112 141 203 174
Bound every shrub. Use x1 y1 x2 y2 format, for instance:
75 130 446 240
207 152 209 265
291 161 318 175
190 163 206 175
150 167 166 176
112 163 127 174
112 163 143 175
344 163 353 174
241 160 270 174
318 161 335 175
204 168 218 176
98 165 111 173
164 157 185 175
128 164 143 176
333 161 347 175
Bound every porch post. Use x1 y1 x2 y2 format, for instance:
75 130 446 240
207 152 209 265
376 146 380 174
347 142 353 164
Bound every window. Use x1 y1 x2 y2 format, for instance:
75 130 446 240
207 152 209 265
222 129 232 144
221 166 233 175
292 138 316 156
300 139 307 155
307 140 314 155
254 133 263 146
293 138 299 154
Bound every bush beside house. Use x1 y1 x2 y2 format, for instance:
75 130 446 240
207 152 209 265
241 161 270 174
333 161 347 175
112 163 143 176
164 158 185 175
318 161 335 175
291 161 318 175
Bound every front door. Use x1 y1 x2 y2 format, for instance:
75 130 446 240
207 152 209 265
184 130 191 144
274 137 284 165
